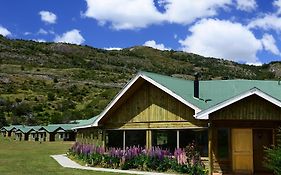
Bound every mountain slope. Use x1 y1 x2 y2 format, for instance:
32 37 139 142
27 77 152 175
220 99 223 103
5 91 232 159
0 35 280 126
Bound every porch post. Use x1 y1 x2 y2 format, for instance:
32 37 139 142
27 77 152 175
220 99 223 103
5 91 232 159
102 130 106 147
176 130 180 149
273 128 276 146
208 123 213 175
146 130 152 149
123 130 126 150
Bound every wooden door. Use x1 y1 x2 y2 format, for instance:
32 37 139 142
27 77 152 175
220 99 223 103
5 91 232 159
253 129 273 173
232 128 253 174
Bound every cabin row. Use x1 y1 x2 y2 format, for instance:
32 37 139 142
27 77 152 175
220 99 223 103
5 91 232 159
73 71 281 175
0 121 91 141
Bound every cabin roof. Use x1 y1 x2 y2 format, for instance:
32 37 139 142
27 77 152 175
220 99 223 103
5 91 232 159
72 115 99 129
88 71 281 125
141 71 281 110
16 126 34 133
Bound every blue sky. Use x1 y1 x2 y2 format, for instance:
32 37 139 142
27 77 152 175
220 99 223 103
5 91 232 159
1 0 281 65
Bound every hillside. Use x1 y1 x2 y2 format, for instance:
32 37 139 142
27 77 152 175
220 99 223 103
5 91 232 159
0 35 280 127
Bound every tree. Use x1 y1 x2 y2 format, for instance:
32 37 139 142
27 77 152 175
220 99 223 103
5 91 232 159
0 112 7 128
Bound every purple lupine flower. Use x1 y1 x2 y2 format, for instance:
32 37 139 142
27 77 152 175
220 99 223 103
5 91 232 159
82 144 92 155
174 148 187 165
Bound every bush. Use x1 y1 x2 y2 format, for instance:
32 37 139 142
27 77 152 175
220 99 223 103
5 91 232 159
264 128 281 175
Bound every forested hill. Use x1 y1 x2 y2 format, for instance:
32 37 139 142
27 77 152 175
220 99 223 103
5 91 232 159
0 35 280 127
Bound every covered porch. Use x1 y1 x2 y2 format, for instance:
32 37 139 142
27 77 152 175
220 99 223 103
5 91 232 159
105 128 208 155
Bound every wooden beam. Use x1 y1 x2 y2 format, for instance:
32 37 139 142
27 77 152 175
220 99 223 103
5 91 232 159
146 130 152 149
102 131 106 147
177 130 180 149
208 124 213 175
123 130 126 150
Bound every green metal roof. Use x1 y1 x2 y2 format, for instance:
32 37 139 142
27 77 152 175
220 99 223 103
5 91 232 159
39 125 62 133
16 126 34 133
79 116 98 126
1 121 94 133
141 71 281 110
72 115 99 128
2 125 22 131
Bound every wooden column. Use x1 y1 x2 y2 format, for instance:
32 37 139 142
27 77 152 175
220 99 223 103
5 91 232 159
102 130 106 147
208 124 213 175
177 130 180 149
273 128 276 146
123 130 126 150
146 130 152 149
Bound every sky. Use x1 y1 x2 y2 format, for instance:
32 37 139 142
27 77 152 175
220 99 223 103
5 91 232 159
1 0 281 65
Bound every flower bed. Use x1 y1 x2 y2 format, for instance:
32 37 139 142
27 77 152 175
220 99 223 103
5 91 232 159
68 142 207 174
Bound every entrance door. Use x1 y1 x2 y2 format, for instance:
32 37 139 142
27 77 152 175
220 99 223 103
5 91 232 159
253 129 273 173
232 128 253 174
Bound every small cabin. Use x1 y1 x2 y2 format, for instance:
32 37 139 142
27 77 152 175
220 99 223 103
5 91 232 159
15 127 33 141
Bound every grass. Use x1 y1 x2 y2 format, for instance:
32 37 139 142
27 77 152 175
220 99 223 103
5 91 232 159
0 136 126 175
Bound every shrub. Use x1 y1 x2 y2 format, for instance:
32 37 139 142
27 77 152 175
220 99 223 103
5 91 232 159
264 128 281 175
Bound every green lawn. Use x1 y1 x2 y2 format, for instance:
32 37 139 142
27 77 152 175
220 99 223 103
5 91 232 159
0 136 126 175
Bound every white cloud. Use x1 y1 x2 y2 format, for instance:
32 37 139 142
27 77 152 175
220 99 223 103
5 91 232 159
246 62 263 66
247 14 281 31
163 0 232 25
179 19 262 64
0 26 11 36
273 0 281 14
39 11 57 24
83 0 232 30
38 28 48 35
33 39 46 43
54 29 85 45
24 32 31 36
104 47 123 50
261 33 280 55
236 0 257 12
83 0 164 30
143 40 170 50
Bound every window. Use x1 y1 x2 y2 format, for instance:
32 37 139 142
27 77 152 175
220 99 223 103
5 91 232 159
179 129 208 157
152 130 177 151
125 130 146 147
60 133 64 139
107 130 123 148
217 128 230 159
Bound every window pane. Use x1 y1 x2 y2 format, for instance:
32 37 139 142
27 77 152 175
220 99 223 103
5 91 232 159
152 130 177 151
179 129 208 157
107 130 123 148
217 128 229 159
125 130 146 147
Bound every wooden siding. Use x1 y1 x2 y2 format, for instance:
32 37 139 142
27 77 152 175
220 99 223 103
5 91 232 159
211 95 281 121
101 82 206 129
76 128 105 146
211 128 232 173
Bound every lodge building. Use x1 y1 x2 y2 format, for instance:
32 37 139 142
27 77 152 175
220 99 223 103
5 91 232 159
75 71 281 174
